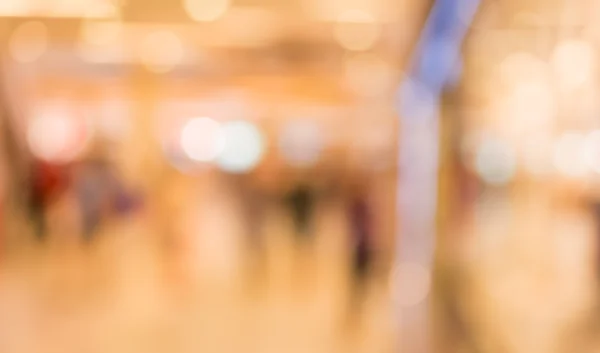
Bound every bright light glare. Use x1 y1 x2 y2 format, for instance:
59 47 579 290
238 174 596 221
0 0 117 18
139 30 184 73
475 138 517 186
9 21 48 63
553 132 587 177
279 120 323 167
183 0 230 22
552 39 596 91
334 10 380 51
217 120 265 173
27 110 88 163
180 117 225 162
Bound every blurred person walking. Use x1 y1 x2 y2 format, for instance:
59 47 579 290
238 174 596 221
0 70 34 248
28 160 69 240
71 152 141 242
72 158 111 240
285 183 316 244
284 182 317 292
344 184 376 332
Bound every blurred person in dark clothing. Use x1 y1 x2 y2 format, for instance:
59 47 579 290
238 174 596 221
284 182 317 294
345 185 376 331
73 159 113 239
285 183 315 243
71 153 141 242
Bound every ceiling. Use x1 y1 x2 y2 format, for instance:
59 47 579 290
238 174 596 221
0 0 431 51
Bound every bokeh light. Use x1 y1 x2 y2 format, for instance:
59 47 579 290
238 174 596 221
494 52 555 135
551 39 596 91
9 21 49 63
1 1 584 351
180 117 225 163
138 30 184 74
217 120 265 173
504 80 555 130
78 20 123 62
333 10 381 51
0 0 118 17
27 108 89 164
279 120 324 168
553 132 588 177
82 0 121 18
183 0 230 22
475 138 517 186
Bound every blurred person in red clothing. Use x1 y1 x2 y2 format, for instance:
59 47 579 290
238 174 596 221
28 151 141 242
28 160 69 240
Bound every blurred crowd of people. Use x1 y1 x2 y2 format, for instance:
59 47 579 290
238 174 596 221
0 127 388 335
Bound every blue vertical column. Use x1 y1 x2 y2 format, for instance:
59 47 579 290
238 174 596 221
396 0 480 351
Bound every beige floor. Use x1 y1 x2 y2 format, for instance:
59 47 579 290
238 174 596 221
450 191 600 353
0 200 395 353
